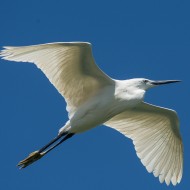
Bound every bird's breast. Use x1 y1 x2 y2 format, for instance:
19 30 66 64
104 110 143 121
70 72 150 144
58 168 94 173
69 87 145 133
115 88 145 105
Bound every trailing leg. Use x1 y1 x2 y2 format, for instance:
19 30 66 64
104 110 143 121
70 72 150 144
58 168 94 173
17 133 74 169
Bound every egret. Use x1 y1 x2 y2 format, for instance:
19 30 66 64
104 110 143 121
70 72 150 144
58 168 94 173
0 42 183 185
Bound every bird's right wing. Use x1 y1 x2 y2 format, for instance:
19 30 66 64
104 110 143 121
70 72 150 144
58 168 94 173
104 102 183 186
0 42 113 118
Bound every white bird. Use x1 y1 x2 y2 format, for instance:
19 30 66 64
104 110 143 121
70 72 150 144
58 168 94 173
0 42 183 186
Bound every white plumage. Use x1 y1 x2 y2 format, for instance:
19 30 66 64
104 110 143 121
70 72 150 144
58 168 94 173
0 42 183 186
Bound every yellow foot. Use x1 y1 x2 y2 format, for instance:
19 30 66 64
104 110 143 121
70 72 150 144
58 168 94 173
17 151 45 169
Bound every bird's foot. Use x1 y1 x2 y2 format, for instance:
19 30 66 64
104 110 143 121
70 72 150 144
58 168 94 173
17 150 45 169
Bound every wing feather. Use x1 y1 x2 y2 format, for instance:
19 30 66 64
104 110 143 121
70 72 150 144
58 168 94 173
104 102 183 185
0 42 113 118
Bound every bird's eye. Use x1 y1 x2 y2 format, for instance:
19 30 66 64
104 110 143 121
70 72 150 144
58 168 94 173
143 80 148 83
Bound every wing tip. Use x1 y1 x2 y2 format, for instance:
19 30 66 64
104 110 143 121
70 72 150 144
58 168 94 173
0 42 92 56
0 47 14 59
136 148 183 186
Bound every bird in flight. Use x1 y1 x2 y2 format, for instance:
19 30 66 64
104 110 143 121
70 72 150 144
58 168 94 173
0 42 183 186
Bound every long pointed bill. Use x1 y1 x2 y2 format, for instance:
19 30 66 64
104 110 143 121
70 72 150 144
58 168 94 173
151 80 181 85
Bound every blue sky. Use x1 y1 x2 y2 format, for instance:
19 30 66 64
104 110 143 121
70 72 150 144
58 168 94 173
0 0 189 189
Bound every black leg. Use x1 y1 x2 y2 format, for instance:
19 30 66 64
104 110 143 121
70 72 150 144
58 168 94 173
38 132 67 153
43 133 75 155
17 133 74 169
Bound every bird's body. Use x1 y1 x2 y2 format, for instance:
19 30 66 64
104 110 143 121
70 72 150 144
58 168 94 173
62 79 145 134
0 42 183 186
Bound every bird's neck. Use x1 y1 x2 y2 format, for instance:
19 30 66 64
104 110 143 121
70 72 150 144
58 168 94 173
115 80 146 103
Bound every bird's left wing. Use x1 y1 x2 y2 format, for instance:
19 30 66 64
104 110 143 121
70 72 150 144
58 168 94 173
0 42 113 118
104 102 183 186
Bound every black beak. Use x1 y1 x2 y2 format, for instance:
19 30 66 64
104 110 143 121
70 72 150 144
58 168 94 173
151 80 181 85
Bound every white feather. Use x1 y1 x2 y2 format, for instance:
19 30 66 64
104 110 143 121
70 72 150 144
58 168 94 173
105 102 183 185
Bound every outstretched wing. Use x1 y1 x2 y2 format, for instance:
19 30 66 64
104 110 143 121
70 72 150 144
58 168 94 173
0 42 113 117
104 102 183 186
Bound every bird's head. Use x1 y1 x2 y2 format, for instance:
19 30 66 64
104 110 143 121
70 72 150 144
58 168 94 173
127 78 181 90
